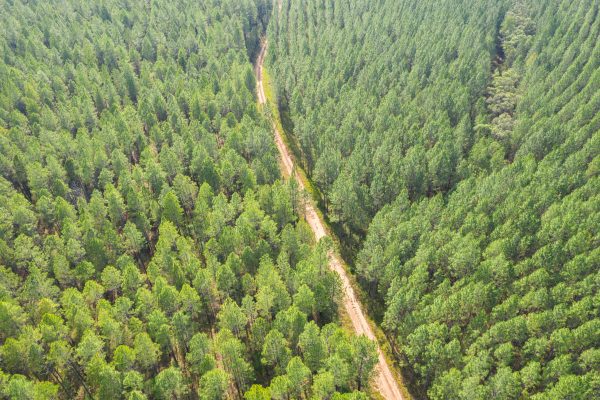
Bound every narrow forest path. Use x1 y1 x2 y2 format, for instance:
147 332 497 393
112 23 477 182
256 40 405 400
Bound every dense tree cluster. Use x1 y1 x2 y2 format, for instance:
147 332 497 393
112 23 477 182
270 0 599 398
0 0 378 399
269 0 504 234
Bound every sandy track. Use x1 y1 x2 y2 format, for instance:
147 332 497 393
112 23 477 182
256 40 404 400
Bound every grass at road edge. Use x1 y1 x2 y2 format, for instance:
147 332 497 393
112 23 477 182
262 68 322 201
262 65 414 400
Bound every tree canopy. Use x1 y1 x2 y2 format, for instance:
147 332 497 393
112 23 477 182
0 0 379 399
269 0 600 398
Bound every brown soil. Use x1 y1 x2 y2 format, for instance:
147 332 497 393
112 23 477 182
256 40 404 400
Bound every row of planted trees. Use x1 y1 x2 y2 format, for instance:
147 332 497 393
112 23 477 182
269 0 600 398
0 0 380 399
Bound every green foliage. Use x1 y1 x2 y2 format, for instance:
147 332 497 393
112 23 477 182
270 0 600 397
261 329 292 376
0 2 379 398
199 369 229 400
186 333 216 377
244 385 270 400
153 367 185 400
270 0 505 231
161 190 184 226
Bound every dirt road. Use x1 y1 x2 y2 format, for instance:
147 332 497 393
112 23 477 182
256 40 404 400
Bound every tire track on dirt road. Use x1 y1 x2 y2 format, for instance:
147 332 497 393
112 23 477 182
256 39 405 400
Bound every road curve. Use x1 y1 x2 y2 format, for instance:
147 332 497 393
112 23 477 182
256 39 404 400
